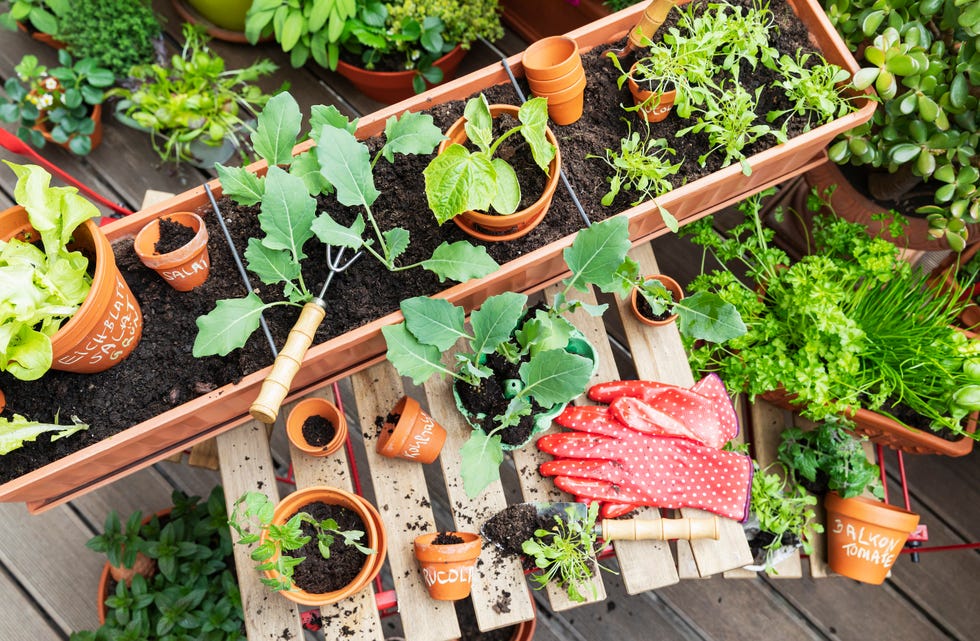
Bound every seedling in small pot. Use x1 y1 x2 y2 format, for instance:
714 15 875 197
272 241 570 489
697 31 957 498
777 421 883 499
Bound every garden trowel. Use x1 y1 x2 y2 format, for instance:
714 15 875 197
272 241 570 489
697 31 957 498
607 0 679 58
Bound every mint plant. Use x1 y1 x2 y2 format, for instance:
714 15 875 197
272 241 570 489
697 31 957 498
193 92 498 357
423 93 556 223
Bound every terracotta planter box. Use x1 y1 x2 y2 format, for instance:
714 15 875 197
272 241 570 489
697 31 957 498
0 0 873 512
501 0 614 43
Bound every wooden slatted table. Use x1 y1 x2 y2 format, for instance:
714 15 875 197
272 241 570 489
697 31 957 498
219 242 752 640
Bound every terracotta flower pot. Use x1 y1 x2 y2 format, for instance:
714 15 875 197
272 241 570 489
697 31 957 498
262 486 387 606
285 397 348 457
631 274 684 326
171 0 253 42
439 104 561 242
523 35 582 81
0 205 142 375
133 212 211 291
823 492 919 585
376 396 447 463
335 45 467 105
530 71 587 126
35 102 103 153
15 21 67 49
97 509 169 624
628 63 676 123
413 531 482 601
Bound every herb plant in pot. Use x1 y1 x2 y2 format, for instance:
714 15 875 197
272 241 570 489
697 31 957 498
744 464 822 573
229 487 385 606
0 0 68 46
413 531 482 601
285 396 349 457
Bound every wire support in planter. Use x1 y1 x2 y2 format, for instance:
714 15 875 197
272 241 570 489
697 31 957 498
205 183 278 356
480 36 592 229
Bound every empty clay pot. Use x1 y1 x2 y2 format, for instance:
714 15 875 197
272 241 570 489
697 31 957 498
286 397 348 457
414 531 482 601
523 36 582 81
631 274 684 326
524 36 587 125
376 396 447 463
824 492 919 585
134 212 210 291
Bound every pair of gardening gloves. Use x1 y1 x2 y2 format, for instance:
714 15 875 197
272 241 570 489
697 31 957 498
537 374 753 521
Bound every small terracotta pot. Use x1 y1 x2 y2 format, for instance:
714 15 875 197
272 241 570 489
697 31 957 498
530 71 587 126
824 492 919 585
0 205 142 374
262 486 387 606
133 212 210 291
15 21 67 49
335 45 467 105
35 102 103 153
376 396 447 463
628 64 676 123
438 104 561 242
631 274 684 326
414 532 482 601
285 397 348 457
522 36 582 82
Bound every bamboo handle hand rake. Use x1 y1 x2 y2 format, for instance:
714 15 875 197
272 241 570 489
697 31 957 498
609 0 679 58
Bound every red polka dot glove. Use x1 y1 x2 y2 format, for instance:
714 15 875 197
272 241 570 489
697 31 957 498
537 375 752 522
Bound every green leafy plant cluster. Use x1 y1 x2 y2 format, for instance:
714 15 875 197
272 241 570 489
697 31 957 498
0 0 67 35
0 161 99 380
194 92 497 357
58 0 162 78
70 487 245 641
821 0 980 249
588 121 682 206
109 24 279 166
682 188 980 439
748 464 823 573
0 51 114 155
228 491 375 592
777 421 883 499
521 502 612 602
424 94 556 223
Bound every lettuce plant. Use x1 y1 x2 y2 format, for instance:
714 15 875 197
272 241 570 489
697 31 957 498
194 92 498 357
0 160 99 380
0 413 87 455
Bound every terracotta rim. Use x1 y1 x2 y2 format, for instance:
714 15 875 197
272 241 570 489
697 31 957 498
335 45 466 104
413 532 482 600
133 212 210 291
824 492 919 584
285 397 348 457
375 396 446 463
627 63 676 123
523 36 581 80
631 274 683 326
36 102 103 152
413 531 483 563
527 65 585 94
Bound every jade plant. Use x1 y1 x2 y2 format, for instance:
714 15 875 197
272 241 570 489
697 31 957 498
424 94 556 223
194 92 498 357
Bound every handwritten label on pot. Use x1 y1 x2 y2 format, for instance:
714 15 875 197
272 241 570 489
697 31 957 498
56 274 141 369
161 255 209 282
402 413 436 459
831 519 903 569
423 565 474 587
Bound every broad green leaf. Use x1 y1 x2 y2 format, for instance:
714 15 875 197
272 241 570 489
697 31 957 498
315 126 380 208
193 293 269 357
516 314 574 357
460 429 504 498
0 413 87 455
563 217 631 293
2 325 52 381
217 165 265 205
289 149 330 195
310 212 365 249
380 112 444 163
885 54 918 77
675 291 747 343
401 296 466 350
421 240 499 283
423 144 496 224
258 167 316 261
280 11 304 51
309 0 330 31
251 92 302 166
383 227 410 264
519 349 593 408
463 95 493 154
382 322 448 384
244 237 302 288
517 97 556 173
6 162 98 256
851 67 879 90
309 104 357 133
471 292 527 355
889 143 920 164
490 157 520 215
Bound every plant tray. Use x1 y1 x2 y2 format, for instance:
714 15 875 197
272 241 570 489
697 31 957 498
0 0 874 511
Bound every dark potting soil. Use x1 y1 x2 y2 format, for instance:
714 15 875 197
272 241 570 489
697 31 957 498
0 0 828 484
635 294 672 322
454 352 540 447
454 597 520 641
290 501 369 594
155 217 196 254
432 531 466 545
302 414 336 447
481 503 550 561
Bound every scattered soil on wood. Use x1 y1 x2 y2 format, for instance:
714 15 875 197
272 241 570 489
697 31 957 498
432 532 465 545
155 217 196 254
301 415 336 447
290 501 369 594
0 0 833 484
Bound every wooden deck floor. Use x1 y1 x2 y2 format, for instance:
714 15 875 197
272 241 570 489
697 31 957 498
1 3 978 640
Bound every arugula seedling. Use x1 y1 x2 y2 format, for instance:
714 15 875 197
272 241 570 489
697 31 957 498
767 51 856 130
588 122 681 207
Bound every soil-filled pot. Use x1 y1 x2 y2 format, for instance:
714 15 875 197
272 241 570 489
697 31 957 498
286 397 348 457
414 531 482 601
631 273 684 326
35 102 103 154
172 0 252 42
133 212 210 291
336 45 467 105
262 486 387 606
376 396 447 463
823 492 919 585
439 104 561 241
0 205 142 375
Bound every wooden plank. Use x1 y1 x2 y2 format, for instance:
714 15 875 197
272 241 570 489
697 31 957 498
423 345 535 633
284 386 385 641
0 566 62 641
723 399 757 579
617 243 753 577
216 420 304 641
351 362 460 641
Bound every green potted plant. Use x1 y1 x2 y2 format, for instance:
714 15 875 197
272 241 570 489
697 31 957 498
0 0 68 45
777 421 883 499
818 0 980 250
744 464 823 574
58 0 164 79
109 24 279 168
0 51 114 155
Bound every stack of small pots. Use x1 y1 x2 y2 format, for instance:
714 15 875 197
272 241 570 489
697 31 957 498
522 36 587 125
